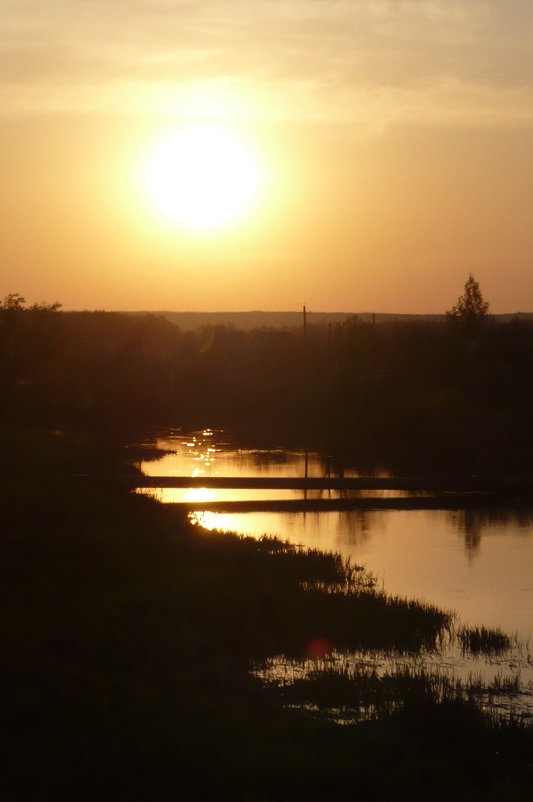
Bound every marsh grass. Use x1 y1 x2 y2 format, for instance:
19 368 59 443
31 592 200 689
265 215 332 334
458 625 513 656
264 661 530 725
272 665 462 715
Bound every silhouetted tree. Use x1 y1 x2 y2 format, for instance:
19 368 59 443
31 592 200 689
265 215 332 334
447 274 489 321
0 294 61 314
0 293 26 312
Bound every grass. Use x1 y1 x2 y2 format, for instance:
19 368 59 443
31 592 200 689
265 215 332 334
273 665 466 721
2 427 533 800
264 663 527 725
458 625 513 656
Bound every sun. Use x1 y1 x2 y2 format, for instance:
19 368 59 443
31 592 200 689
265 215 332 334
145 125 261 229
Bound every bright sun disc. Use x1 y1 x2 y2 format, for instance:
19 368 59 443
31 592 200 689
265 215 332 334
145 126 261 229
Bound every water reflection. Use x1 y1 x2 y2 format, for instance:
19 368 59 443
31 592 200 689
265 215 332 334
141 431 533 643
255 639 533 722
189 507 533 642
449 508 533 556
190 507 388 549
141 429 389 481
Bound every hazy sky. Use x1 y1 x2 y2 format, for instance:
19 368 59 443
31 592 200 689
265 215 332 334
1 0 533 311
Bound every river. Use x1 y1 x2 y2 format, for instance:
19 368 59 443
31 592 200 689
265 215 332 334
140 429 533 645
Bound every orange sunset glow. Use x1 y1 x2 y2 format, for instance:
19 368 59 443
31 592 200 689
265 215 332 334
5 4 533 798
2 1 533 312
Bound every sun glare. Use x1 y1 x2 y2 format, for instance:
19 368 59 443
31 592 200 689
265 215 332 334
145 125 261 229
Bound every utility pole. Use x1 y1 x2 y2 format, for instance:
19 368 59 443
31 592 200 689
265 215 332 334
302 304 309 505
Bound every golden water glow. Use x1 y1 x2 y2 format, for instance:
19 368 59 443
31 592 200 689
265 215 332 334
183 487 215 504
144 125 261 229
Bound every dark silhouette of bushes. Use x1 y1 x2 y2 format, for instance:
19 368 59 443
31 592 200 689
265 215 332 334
2 298 533 472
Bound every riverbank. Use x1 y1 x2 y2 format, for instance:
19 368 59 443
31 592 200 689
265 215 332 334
2 428 533 800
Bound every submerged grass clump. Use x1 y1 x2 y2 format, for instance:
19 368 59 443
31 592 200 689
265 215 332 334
458 625 512 656
263 660 530 725
273 665 459 716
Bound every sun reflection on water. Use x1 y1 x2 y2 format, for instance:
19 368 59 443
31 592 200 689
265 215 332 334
184 488 215 504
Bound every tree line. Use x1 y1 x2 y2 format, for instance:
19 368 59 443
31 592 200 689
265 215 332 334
1 276 531 472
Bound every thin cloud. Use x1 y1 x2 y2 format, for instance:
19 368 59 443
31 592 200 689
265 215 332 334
1 0 532 127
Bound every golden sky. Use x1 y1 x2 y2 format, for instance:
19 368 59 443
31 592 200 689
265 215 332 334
1 1 533 312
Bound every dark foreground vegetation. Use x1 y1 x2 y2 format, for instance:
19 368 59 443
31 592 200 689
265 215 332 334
2 294 533 473
2 429 533 801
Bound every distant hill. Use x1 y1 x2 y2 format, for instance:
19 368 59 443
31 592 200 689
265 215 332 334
130 310 533 331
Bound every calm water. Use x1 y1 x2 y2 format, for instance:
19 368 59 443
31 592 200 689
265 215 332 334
141 430 533 644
